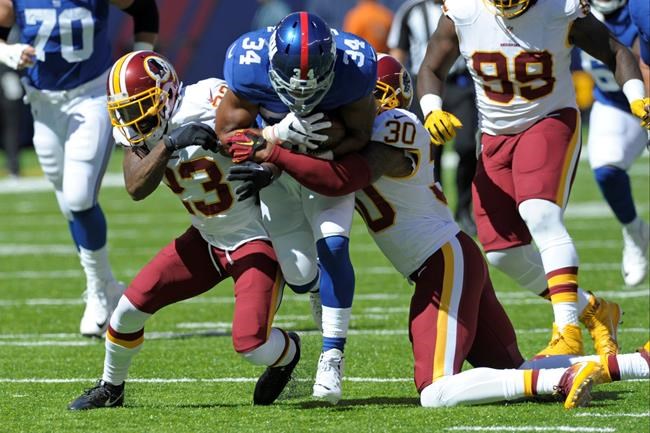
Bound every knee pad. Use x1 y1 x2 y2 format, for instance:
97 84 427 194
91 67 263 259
485 245 547 296
109 296 151 333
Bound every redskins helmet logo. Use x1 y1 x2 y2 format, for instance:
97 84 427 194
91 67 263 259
144 56 172 83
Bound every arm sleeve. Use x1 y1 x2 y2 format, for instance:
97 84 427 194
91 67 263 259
265 145 372 196
122 0 159 34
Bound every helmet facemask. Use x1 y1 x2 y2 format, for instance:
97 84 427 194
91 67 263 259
269 60 335 115
487 0 532 18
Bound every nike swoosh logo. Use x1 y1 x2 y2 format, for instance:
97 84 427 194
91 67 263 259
96 320 107 330
105 391 124 406
393 114 406 120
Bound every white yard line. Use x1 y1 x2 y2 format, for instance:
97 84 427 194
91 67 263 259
574 412 649 418
446 428 616 432
0 376 410 384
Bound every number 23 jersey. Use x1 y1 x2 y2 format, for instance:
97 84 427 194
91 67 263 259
12 0 113 90
444 0 589 135
355 109 460 278
113 78 269 251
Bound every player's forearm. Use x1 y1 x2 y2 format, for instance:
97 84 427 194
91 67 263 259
123 144 169 200
612 44 643 87
331 130 371 157
264 145 372 196
120 0 159 50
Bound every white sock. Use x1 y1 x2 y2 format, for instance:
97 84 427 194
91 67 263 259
79 245 114 289
241 328 296 367
553 302 579 329
615 353 650 380
322 306 351 339
576 288 592 316
535 368 566 394
103 338 142 386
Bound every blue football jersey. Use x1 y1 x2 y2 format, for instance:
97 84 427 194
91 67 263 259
224 27 377 124
580 6 637 112
13 0 112 90
629 0 650 64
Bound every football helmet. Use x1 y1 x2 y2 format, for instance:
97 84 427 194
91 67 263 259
268 12 337 115
107 50 180 145
374 53 413 113
486 0 534 18
590 0 627 14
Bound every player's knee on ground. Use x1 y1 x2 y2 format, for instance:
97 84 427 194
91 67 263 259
420 376 455 408
109 296 151 333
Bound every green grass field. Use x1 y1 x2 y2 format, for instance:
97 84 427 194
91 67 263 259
0 147 648 433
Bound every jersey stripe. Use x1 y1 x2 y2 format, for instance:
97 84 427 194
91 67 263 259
299 11 309 80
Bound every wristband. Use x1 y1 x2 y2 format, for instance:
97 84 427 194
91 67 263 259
419 94 443 118
622 79 646 104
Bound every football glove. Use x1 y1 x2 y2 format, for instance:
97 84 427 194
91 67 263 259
629 98 650 129
263 112 331 149
224 129 267 163
227 161 274 201
163 122 219 153
424 110 463 146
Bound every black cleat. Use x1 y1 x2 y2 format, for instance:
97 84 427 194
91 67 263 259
68 380 125 410
253 332 301 405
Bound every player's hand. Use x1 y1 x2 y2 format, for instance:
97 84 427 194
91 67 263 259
226 161 274 201
0 43 36 70
163 122 219 153
630 98 650 129
224 128 267 163
264 112 331 149
424 110 463 146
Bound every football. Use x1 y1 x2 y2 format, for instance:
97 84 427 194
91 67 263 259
318 112 346 150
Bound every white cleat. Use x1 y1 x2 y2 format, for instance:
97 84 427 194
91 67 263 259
79 280 125 338
622 218 649 287
309 290 323 332
312 348 344 404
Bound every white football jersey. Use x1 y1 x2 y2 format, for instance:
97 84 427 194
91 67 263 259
356 109 460 278
113 78 268 250
444 0 589 135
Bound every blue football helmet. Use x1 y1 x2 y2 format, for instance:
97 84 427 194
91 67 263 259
268 12 337 115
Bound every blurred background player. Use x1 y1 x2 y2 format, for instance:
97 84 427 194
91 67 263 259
342 0 393 53
417 0 649 358
581 0 649 287
0 0 158 337
69 51 300 410
387 0 478 235
217 12 377 404
227 53 650 409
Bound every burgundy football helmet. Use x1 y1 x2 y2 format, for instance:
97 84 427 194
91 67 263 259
107 50 180 145
374 53 413 113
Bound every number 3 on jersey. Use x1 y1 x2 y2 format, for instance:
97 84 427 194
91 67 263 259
471 51 555 103
25 7 94 62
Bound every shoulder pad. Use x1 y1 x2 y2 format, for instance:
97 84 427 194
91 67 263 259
443 0 481 25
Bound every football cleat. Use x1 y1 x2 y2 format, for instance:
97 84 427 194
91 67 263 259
638 340 650 364
579 293 621 356
622 218 649 287
313 348 345 404
80 280 125 338
554 361 604 409
253 332 301 405
68 380 125 410
309 290 323 332
535 323 584 358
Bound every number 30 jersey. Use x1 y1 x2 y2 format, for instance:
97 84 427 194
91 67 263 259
12 0 113 90
444 0 589 135
113 78 269 251
355 109 460 278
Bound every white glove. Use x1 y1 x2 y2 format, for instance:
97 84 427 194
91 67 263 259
263 112 331 150
0 43 36 70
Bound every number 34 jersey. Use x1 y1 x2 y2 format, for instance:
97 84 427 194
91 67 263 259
12 0 113 90
355 109 460 278
444 0 589 135
113 78 269 251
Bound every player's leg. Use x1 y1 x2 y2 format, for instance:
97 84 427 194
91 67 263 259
225 239 300 405
588 101 648 287
305 189 356 404
63 94 122 337
68 227 224 410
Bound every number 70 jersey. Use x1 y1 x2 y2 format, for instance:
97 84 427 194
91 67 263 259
444 0 589 135
355 109 460 278
12 0 112 90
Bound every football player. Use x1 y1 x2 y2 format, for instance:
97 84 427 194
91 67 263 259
581 0 649 287
67 51 301 410
227 54 650 408
628 0 650 66
0 0 158 337
216 12 377 404
416 0 649 358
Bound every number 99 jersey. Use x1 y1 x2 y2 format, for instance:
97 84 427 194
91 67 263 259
355 109 460 278
444 0 589 135
12 0 113 90
223 26 377 122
